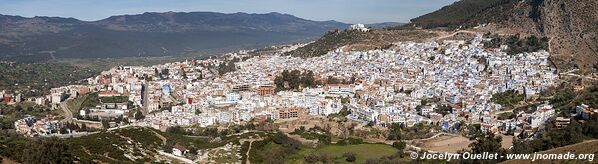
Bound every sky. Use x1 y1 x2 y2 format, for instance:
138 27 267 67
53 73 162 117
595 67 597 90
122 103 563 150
0 0 456 24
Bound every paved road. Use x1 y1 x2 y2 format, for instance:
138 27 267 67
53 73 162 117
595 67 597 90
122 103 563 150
60 102 73 122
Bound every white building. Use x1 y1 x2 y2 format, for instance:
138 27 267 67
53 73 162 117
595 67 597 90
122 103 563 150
349 24 369 32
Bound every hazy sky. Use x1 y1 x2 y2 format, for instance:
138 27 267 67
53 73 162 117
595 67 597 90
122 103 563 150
0 0 456 24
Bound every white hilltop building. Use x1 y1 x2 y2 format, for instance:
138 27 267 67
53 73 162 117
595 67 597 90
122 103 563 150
349 24 369 32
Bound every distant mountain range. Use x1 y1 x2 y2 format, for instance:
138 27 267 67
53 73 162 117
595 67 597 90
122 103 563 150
0 12 349 62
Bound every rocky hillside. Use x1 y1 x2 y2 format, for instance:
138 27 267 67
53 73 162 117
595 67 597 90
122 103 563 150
409 0 598 72
408 0 521 29
538 0 598 72
285 29 438 58
0 12 347 62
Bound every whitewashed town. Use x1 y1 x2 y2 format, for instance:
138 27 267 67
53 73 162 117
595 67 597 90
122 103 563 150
4 30 574 141
2 1 598 163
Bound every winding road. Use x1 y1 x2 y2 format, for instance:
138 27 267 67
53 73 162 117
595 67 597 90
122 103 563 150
435 30 479 40
60 102 73 122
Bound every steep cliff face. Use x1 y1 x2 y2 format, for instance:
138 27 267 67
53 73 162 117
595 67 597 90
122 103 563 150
538 0 598 71
408 0 598 72
496 0 598 72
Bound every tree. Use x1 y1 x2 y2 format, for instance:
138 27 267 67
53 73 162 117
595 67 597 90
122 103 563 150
162 141 174 153
22 137 73 163
59 127 68 134
435 104 453 116
166 126 188 135
134 111 145 120
101 120 110 129
387 123 402 140
392 141 406 150
80 123 88 132
218 61 236 75
304 153 320 163
343 152 357 162
180 68 187 77
162 68 170 76
465 125 505 162
326 76 341 84
188 146 198 155
339 106 351 116
304 153 331 163
274 70 319 91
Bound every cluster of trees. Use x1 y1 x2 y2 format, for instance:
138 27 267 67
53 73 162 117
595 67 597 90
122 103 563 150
409 0 519 29
248 132 302 163
327 106 352 119
338 106 352 116
304 151 357 163
499 84 598 158
22 137 73 163
484 34 549 55
392 141 406 150
76 112 128 126
386 123 403 140
0 63 98 97
490 90 525 109
134 110 145 120
61 122 92 133
386 123 440 140
461 118 598 163
0 130 72 163
99 96 129 103
0 103 56 129
434 104 453 116
336 137 364 145
548 84 598 116
291 126 332 145
217 60 237 76
274 70 318 91
304 152 334 163
550 87 576 115
154 68 170 79
325 76 356 85
496 112 517 120
285 30 364 58
343 152 357 162
512 114 598 154
460 124 507 163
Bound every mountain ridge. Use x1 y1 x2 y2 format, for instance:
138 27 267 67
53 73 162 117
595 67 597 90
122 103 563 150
0 12 349 62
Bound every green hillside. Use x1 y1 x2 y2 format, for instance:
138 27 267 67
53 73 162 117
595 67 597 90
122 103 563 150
409 0 521 29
